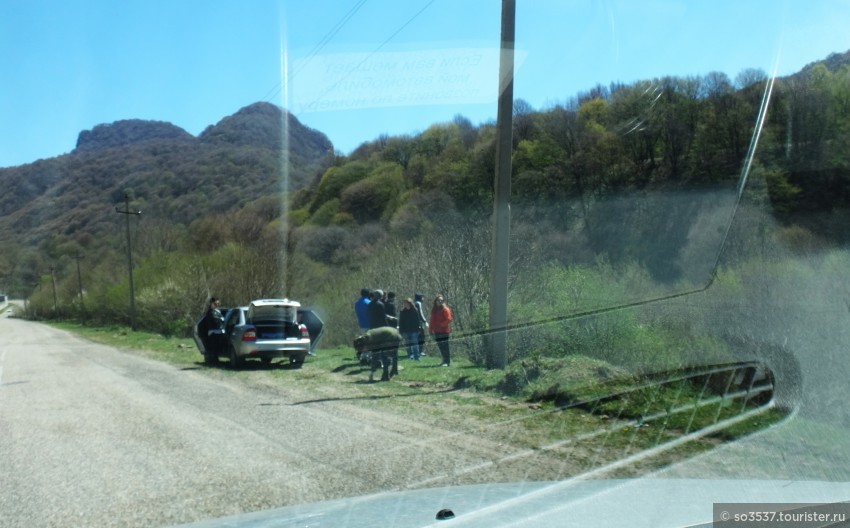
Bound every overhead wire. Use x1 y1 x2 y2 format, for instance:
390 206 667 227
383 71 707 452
293 0 438 116
262 0 368 103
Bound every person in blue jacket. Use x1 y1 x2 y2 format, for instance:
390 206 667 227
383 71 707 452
353 288 371 363
354 288 371 333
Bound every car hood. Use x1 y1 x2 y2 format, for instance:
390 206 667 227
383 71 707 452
173 476 850 528
174 408 850 528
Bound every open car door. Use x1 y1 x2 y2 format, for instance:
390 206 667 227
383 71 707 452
297 308 325 355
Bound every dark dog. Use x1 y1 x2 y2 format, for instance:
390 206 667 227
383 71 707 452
353 328 401 382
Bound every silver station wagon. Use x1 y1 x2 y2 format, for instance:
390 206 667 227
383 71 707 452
195 299 324 369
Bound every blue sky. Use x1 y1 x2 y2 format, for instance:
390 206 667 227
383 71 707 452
1 0 849 168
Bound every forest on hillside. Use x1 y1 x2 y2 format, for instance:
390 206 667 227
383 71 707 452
5 56 850 377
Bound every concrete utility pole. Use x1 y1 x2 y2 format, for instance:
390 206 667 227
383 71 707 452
488 0 516 370
115 194 141 331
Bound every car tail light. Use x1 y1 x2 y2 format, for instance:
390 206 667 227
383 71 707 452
300 324 310 339
242 328 257 342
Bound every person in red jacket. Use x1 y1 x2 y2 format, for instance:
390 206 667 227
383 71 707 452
428 294 453 366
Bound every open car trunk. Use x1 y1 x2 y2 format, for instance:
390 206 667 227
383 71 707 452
251 321 303 340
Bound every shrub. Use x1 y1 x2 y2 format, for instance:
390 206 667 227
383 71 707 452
339 165 405 223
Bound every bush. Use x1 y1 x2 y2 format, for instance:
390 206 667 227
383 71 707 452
295 225 353 264
339 165 406 223
308 198 340 227
498 354 633 401
310 161 371 213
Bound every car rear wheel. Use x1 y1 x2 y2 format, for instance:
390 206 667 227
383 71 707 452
228 344 243 370
289 355 305 369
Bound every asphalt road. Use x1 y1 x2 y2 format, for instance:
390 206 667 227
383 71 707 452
0 316 522 527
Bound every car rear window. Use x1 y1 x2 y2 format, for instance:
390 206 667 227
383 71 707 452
248 303 297 323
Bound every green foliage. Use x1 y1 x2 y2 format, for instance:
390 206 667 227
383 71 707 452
132 252 207 336
513 137 564 174
577 97 610 126
308 198 341 227
310 161 371 213
188 216 227 253
339 163 406 223
417 123 461 157
289 208 310 227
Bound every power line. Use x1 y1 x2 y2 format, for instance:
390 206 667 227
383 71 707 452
262 0 368 103
295 0 437 116
292 0 368 80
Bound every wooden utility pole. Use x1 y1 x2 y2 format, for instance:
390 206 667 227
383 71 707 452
74 253 85 323
115 194 141 331
49 266 58 314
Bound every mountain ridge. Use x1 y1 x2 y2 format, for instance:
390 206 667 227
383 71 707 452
75 119 196 152
0 102 333 251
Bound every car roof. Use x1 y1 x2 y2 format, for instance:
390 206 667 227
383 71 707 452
248 298 302 308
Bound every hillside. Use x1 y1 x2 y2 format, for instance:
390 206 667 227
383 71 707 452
797 49 850 78
200 102 332 161
3 49 849 345
0 102 332 250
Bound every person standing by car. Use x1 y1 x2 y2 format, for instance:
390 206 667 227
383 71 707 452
429 294 453 366
399 298 422 360
202 297 225 365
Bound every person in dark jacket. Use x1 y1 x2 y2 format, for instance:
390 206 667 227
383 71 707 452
367 289 387 329
354 326 402 381
201 297 225 365
384 291 398 328
399 298 422 360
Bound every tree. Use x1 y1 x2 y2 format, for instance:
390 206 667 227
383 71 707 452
310 161 371 213
339 163 406 223
735 68 768 89
608 80 660 185
512 98 536 143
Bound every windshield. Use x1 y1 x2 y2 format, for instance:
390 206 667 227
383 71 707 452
1 1 849 527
